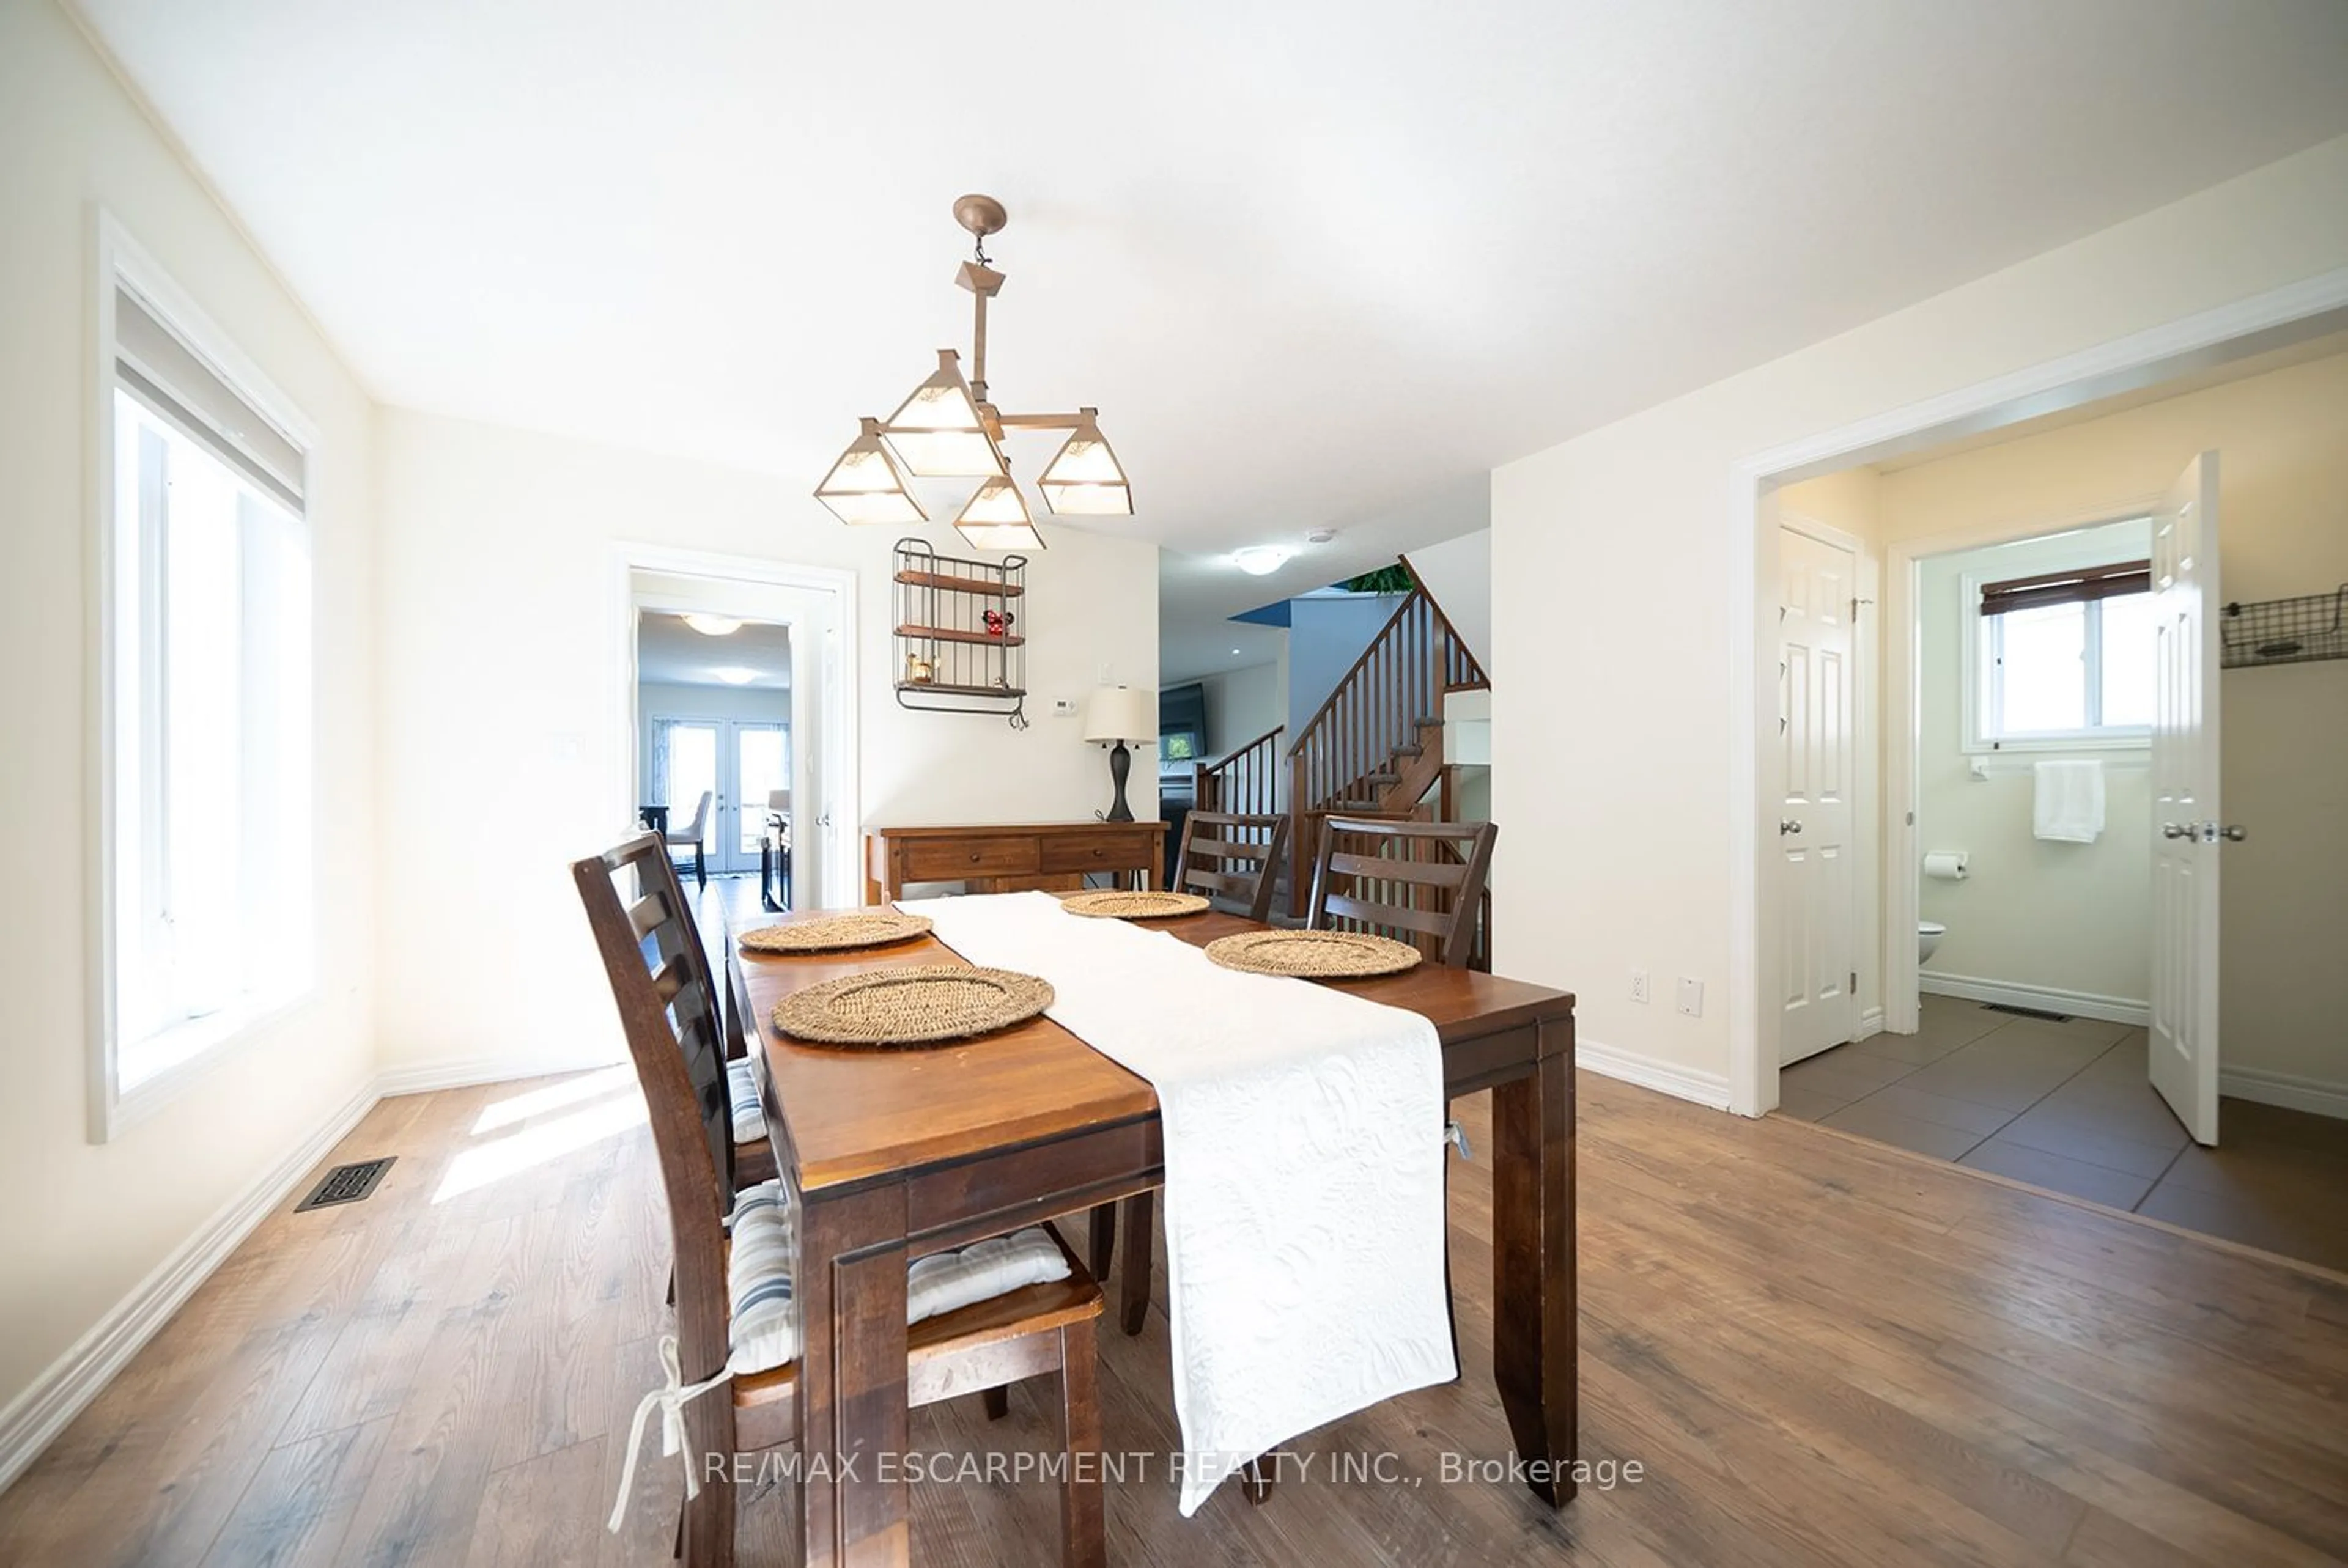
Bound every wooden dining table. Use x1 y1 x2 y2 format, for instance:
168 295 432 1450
721 889 1577 1567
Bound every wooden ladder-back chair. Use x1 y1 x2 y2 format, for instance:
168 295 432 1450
1171 809 1290 922
574 832 1107 1567
1308 815 1497 969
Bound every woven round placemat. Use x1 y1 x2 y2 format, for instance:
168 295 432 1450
1202 929 1424 979
737 912 934 954
771 965 1054 1047
1059 889 1212 919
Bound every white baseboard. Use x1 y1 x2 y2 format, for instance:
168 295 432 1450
1919 971 2149 1028
2220 1066 2348 1122
0 1077 383 1494
375 1050 621 1099
1857 1007 1885 1043
1576 1039 1733 1113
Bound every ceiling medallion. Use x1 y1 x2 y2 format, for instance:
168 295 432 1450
815 195 1133 550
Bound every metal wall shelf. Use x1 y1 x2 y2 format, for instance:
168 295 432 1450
893 539 1029 727
2221 585 2347 669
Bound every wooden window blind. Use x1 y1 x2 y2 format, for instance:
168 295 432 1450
1977 559 2150 617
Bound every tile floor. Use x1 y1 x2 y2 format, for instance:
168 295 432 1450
1779 994 2348 1273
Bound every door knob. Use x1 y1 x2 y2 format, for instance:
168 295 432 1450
2162 823 2190 839
2219 823 2248 842
1779 819 1803 836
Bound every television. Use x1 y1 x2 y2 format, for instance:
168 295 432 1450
1158 682 1206 764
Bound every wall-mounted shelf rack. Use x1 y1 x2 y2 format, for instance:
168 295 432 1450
893 539 1029 727
2221 585 2347 669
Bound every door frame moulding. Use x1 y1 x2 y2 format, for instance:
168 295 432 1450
610 543 860 910
1727 266 2348 1120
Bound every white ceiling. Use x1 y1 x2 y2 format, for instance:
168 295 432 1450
637 612 792 690
75 0 2348 666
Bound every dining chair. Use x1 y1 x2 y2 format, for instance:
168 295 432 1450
666 789 714 889
1308 815 1499 968
574 832 1108 1567
1171 809 1290 922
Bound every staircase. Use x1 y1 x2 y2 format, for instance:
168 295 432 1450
1284 582 1490 916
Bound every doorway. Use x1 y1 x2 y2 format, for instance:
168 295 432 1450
616 547 859 914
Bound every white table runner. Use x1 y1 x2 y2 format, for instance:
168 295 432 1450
903 891 1455 1515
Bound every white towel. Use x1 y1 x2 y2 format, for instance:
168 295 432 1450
2032 759 2105 843
904 892 1456 1516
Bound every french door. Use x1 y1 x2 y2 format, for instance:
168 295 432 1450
652 718 789 876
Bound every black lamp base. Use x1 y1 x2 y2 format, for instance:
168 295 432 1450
1104 740 1135 822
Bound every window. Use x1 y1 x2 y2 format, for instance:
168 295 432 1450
1965 553 2153 751
98 238 313 1133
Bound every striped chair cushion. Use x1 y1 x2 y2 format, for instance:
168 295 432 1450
725 1179 1071 1375
725 1060 767 1144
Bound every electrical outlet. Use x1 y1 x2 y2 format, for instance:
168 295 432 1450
1676 977 1704 1018
1629 970 1650 1005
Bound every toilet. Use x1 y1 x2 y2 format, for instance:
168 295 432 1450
1918 921 1946 963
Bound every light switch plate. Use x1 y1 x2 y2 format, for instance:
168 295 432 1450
1676 977 1704 1018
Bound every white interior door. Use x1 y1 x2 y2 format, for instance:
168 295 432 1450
2149 452 2223 1146
1778 523 1860 1065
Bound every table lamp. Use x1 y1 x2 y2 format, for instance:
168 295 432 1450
1082 685 1155 823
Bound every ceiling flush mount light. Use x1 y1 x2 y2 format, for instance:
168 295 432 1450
814 418 926 526
817 194 1133 547
682 613 742 636
711 666 758 686
1231 545 1296 576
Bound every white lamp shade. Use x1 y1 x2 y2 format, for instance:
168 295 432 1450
1038 410 1133 517
814 418 926 526
1082 684 1155 743
882 349 1005 478
953 474 1044 552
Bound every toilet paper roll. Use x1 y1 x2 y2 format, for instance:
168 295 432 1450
1922 851 1968 882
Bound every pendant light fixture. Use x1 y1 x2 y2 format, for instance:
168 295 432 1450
813 418 926 526
816 195 1133 550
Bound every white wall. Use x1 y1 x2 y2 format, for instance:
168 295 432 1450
1491 133 2348 1097
1875 349 2348 1095
1911 523 2154 1007
1288 592 1409 739
372 410 1157 1081
1405 526 1494 673
1200 660 1287 757
0 0 379 1434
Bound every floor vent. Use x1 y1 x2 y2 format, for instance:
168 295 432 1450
295 1157 396 1212
1982 1003 2072 1024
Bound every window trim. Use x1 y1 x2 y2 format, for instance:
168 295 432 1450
87 210 322 1143
1959 548 2154 757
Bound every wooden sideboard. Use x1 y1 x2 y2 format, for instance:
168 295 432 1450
863 820 1165 904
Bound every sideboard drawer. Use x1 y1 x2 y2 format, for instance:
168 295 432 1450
899 837 1041 880
1038 834 1150 874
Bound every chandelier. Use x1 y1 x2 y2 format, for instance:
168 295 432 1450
814 194 1133 550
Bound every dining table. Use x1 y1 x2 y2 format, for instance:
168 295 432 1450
719 886 1577 1567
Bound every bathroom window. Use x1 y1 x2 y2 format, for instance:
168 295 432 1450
1965 556 2154 752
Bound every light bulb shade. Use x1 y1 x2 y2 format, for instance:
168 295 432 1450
881 349 1005 477
953 474 1045 551
1038 409 1133 516
814 418 926 526
1082 684 1154 743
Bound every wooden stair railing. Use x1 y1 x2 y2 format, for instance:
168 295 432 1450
1285 581 1490 915
1192 726 1284 818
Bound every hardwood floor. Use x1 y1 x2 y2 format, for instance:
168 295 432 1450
4 1068 2345 1566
